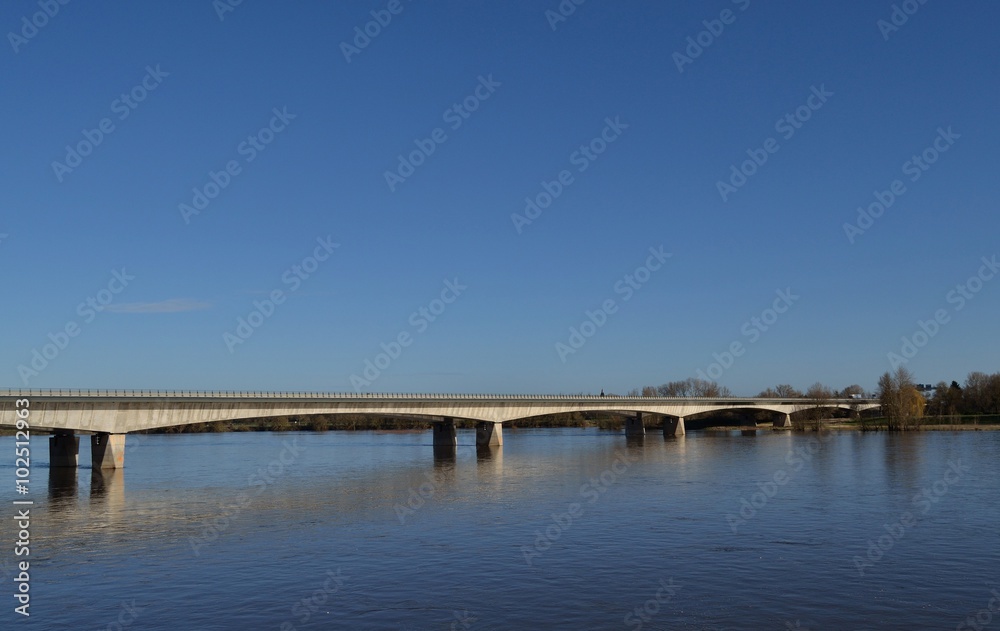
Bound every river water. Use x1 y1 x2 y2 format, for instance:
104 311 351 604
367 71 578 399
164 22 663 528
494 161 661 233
1 428 998 630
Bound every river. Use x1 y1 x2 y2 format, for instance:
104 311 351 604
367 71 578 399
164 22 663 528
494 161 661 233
1 428 997 629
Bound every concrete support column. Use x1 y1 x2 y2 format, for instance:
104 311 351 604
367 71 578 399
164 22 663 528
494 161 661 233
433 417 457 447
625 413 646 436
91 433 126 469
476 421 503 446
49 432 80 468
774 414 792 428
663 417 686 438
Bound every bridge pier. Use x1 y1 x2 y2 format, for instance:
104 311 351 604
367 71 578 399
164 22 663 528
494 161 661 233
774 414 792 428
91 433 126 469
475 421 503 446
625 413 645 436
663 417 685 438
433 418 457 447
49 432 80 468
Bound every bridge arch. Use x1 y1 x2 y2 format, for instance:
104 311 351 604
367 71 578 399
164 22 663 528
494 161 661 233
0 392 881 469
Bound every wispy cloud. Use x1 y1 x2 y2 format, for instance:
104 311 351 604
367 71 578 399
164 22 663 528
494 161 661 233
104 298 211 314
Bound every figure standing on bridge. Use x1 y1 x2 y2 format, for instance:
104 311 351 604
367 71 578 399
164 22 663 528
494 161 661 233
600 389 605 397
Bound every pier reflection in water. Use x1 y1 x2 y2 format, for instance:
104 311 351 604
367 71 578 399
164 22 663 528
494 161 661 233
2 428 998 630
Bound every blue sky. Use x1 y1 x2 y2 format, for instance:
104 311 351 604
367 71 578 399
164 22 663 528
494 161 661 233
2 0 998 396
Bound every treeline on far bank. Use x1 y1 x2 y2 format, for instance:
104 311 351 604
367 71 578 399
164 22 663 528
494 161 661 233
136 411 627 434
870 368 1000 431
133 409 788 435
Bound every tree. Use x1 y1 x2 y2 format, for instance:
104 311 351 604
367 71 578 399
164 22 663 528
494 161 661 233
988 373 1000 414
689 378 731 397
805 382 834 400
839 384 865 398
641 385 658 397
657 381 691 397
758 384 802 398
962 371 1000 415
877 366 922 430
648 378 731 398
802 382 834 424
877 372 896 419
929 381 962 419
776 384 802 397
902 386 926 421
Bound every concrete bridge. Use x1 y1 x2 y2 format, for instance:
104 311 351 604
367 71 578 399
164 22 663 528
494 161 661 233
0 390 879 469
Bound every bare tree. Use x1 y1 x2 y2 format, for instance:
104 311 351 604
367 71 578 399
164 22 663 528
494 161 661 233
801 382 834 427
758 384 802 398
648 378 731 398
775 384 803 398
963 372 1000 415
690 378 731 397
877 366 922 430
657 381 691 397
840 384 865 398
